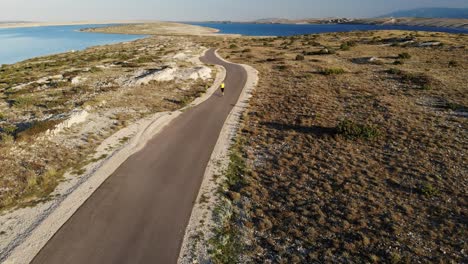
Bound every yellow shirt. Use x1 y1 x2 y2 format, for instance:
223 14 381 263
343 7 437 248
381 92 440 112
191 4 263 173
221 83 225 88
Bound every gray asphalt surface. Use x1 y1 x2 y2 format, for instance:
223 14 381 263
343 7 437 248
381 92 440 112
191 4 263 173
31 48 247 264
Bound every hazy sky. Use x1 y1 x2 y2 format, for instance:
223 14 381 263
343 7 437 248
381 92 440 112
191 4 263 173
1 0 467 22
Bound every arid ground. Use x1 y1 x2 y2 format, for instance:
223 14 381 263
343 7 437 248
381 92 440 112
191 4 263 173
0 22 466 263
191 30 467 263
0 35 214 211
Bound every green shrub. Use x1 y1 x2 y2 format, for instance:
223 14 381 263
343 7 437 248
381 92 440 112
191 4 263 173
340 43 350 51
319 68 346 75
398 52 411 59
0 112 4 120
336 119 380 140
393 60 404 65
420 183 439 197
0 132 14 144
241 48 251 53
229 44 238 49
340 41 356 51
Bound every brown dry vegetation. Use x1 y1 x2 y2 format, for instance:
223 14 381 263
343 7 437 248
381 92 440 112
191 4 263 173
0 36 212 211
197 30 467 263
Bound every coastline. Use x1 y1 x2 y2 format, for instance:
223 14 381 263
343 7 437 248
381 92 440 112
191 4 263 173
0 20 150 29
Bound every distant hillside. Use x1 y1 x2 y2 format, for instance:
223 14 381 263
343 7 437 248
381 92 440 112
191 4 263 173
380 8 468 19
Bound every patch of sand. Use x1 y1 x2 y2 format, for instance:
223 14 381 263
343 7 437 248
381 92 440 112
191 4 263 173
83 22 219 36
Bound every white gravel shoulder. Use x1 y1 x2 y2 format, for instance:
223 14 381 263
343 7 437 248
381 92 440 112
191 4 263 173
178 51 259 264
0 49 226 264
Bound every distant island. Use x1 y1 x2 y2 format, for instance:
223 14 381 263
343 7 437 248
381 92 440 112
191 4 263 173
196 8 468 30
380 7 468 19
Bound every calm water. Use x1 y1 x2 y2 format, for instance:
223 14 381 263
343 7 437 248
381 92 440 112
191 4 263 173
189 23 468 36
0 24 146 65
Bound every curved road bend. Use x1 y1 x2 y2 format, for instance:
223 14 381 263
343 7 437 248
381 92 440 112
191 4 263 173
31 49 247 264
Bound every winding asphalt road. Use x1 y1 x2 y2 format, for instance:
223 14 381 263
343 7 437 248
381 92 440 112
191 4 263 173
31 49 247 264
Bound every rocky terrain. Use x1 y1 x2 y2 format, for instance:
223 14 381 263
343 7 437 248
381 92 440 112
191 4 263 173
188 30 467 263
0 36 215 212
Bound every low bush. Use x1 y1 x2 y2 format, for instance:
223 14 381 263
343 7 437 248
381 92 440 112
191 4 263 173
420 183 439 197
387 68 402 75
275 65 289 71
400 72 433 90
387 68 433 90
445 102 464 111
448 60 459 68
0 112 4 120
0 124 17 135
242 48 252 53
229 44 238 49
336 119 380 140
295 54 305 61
393 60 404 65
16 119 62 141
0 132 14 144
340 43 351 51
398 52 412 59
340 41 356 51
319 67 346 75
12 96 38 109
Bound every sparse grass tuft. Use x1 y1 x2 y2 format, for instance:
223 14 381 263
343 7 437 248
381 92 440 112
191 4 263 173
12 96 38 109
398 52 411 59
420 183 439 197
16 119 62 141
336 119 380 140
319 67 346 75
340 41 356 51
0 133 14 145
445 102 464 111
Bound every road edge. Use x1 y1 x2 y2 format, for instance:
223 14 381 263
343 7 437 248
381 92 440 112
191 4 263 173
3 50 226 264
178 51 259 264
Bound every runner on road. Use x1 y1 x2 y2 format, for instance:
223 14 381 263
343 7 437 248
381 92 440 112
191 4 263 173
220 82 225 96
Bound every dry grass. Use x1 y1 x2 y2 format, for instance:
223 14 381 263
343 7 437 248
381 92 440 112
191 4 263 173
0 36 212 211
197 30 467 263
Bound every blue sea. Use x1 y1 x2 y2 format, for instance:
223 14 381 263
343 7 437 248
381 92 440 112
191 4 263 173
0 24 146 65
188 22 468 36
1 23 466 65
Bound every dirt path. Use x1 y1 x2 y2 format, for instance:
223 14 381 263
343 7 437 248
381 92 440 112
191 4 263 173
30 49 247 264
